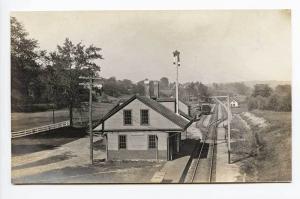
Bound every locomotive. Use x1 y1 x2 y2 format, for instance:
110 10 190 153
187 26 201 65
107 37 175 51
201 103 211 115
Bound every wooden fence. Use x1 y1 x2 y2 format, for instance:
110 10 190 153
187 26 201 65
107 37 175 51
12 120 70 139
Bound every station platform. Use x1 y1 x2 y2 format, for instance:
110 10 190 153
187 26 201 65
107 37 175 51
159 139 198 183
215 126 241 182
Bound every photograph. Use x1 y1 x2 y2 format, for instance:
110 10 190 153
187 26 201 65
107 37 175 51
10 10 291 184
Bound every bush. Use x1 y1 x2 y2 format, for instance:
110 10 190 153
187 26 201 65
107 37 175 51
267 94 280 111
256 96 268 110
247 93 291 112
248 97 258 111
248 84 291 112
278 95 292 112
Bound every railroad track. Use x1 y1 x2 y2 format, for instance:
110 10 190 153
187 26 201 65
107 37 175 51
184 104 226 183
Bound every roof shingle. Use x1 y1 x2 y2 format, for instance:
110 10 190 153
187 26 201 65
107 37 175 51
95 95 191 130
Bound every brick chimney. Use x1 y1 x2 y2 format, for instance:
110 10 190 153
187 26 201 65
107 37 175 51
144 79 150 98
152 81 160 100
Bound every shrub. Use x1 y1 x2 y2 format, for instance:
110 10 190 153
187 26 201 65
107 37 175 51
256 96 268 110
248 84 291 112
267 94 280 111
248 97 258 111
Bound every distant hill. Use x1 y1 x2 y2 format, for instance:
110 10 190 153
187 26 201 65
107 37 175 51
242 80 291 88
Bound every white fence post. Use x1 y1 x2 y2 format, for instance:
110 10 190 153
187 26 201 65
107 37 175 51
12 120 71 138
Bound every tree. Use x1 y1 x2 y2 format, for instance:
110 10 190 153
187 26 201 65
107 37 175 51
267 94 280 111
160 77 169 89
195 82 209 99
248 97 258 110
252 84 273 97
11 17 44 105
133 80 145 96
279 94 292 112
233 82 250 95
256 96 268 109
275 85 291 96
48 38 103 125
103 77 121 97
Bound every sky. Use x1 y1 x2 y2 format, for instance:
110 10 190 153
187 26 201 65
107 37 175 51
12 10 291 84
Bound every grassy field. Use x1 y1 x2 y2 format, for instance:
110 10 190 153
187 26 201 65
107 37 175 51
12 127 87 156
231 103 248 114
249 110 291 182
11 102 115 131
234 110 292 182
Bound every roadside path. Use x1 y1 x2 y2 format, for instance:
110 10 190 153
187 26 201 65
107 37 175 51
215 104 241 182
12 135 105 179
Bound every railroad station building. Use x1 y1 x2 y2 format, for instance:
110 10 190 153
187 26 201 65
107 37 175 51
150 80 192 121
94 95 192 161
156 98 192 121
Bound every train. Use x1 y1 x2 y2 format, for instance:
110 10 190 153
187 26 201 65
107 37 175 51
201 103 212 115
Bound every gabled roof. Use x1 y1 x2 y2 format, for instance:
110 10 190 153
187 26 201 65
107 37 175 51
179 110 193 121
178 99 191 107
230 98 239 103
138 96 190 129
156 97 191 107
95 95 191 130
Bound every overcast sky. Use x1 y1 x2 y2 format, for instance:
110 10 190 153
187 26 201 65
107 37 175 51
12 10 291 84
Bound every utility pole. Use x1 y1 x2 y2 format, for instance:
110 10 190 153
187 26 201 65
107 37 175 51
227 95 231 164
79 76 102 165
52 104 55 124
173 50 180 114
211 95 232 164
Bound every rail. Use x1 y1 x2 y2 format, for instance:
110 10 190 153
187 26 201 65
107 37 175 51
208 118 218 182
12 120 70 138
190 104 226 183
190 119 221 182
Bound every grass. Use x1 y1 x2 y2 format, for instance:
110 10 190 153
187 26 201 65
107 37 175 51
13 160 165 184
11 102 116 156
11 102 115 131
238 110 291 182
230 114 258 181
12 127 87 156
249 110 291 182
231 103 248 114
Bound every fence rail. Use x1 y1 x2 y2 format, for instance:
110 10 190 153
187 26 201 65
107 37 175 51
12 120 70 139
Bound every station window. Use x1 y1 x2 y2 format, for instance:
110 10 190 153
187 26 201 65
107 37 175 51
123 110 132 125
119 135 127 149
140 109 149 125
148 135 157 149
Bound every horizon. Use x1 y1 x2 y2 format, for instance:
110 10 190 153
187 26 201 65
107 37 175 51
100 75 291 85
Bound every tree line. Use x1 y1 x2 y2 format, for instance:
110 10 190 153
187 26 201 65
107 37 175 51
11 17 210 121
248 84 291 112
209 82 252 96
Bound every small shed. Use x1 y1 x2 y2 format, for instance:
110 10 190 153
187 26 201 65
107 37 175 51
230 99 239 108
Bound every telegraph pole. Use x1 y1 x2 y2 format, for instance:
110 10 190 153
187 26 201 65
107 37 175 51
173 50 180 114
212 95 232 164
79 76 102 165
227 95 231 164
52 104 55 124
